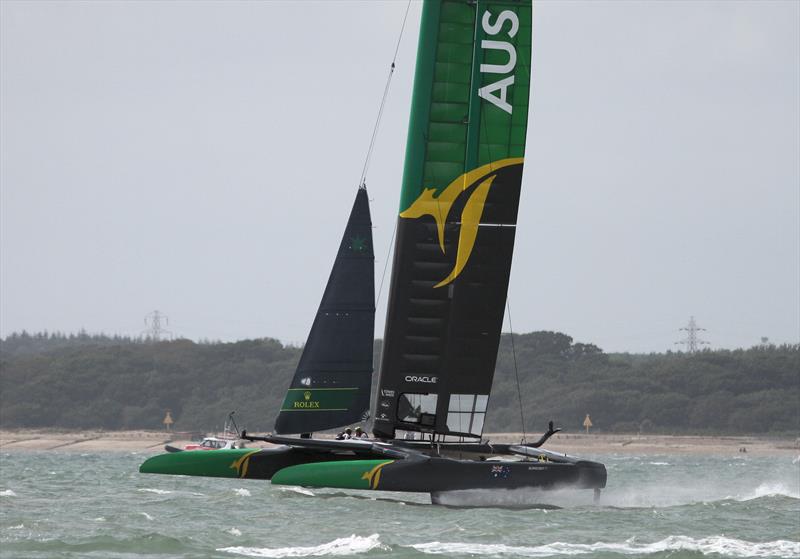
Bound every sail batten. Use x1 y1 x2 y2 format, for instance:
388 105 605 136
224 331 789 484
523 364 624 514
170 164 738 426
374 0 532 440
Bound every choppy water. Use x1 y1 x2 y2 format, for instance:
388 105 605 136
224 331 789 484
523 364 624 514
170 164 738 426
1 451 798 558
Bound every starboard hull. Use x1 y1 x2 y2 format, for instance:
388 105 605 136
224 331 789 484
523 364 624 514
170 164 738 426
270 456 606 493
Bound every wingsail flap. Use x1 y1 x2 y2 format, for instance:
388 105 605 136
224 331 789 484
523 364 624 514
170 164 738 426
374 0 532 440
274 188 375 434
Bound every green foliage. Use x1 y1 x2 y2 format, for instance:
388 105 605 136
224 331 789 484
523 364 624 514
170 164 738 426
0 331 797 435
488 332 799 435
0 333 299 433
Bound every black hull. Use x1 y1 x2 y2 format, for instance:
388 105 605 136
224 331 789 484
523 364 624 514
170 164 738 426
375 456 606 493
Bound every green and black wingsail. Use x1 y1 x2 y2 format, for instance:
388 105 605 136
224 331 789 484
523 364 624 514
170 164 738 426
274 187 375 435
373 0 532 440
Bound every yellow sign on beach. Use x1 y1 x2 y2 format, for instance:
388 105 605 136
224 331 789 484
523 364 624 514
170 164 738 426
163 410 174 431
583 414 593 434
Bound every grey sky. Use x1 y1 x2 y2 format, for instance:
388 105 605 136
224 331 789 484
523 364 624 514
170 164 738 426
1 0 798 353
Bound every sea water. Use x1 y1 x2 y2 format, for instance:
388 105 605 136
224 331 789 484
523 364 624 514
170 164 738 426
1 451 798 558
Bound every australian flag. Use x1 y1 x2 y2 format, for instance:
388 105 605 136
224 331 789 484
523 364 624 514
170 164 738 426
490 465 511 479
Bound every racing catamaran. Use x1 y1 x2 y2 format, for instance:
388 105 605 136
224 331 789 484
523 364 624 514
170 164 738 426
140 0 606 503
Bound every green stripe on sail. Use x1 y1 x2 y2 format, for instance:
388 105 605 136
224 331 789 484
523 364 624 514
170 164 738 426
400 0 441 212
399 0 532 212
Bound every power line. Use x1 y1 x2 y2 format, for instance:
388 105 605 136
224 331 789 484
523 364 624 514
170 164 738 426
506 300 527 444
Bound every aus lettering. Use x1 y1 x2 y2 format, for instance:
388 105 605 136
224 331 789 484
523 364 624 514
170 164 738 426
478 10 519 115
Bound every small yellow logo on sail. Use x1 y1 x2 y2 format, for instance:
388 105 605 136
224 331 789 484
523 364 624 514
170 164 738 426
400 157 523 288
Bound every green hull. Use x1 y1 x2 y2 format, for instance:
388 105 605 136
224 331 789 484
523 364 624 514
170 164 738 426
139 449 258 478
271 460 394 490
138 444 395 482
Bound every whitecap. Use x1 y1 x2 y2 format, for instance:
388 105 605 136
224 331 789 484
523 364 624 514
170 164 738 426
93 517 106 522
737 483 800 501
227 528 242 536
792 455 799 465
234 488 251 497
138 488 172 495
648 462 670 466
407 536 800 557
139 512 154 521
279 486 315 497
432 487 589 508
219 534 385 557
0 489 17 497
8 524 24 530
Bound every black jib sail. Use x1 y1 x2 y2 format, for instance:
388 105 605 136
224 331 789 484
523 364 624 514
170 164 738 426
373 0 532 440
274 187 375 435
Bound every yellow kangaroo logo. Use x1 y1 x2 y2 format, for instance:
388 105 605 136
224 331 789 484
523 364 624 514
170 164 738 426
230 450 260 478
360 460 393 490
399 157 523 288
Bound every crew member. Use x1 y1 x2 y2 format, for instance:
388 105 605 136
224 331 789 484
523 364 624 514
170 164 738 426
336 428 353 440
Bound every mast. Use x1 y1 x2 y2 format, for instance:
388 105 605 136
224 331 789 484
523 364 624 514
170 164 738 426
373 0 532 440
274 188 375 435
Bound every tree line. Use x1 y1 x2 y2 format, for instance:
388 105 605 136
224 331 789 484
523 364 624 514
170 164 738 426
1 330 797 435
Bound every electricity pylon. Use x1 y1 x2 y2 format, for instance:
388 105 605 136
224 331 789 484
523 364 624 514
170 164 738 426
675 316 708 353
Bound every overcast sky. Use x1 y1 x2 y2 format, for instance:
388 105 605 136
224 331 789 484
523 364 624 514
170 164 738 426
1 0 798 353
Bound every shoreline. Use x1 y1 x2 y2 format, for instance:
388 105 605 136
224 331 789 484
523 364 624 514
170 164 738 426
1 429 797 456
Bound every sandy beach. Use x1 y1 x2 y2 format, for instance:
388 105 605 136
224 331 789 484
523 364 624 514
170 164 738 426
0 429 797 456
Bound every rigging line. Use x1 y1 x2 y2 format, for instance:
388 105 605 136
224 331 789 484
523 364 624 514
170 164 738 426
392 0 413 63
359 65 394 187
375 218 398 307
358 0 413 188
506 299 527 444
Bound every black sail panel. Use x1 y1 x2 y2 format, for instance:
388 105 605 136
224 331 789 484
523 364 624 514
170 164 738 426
274 188 375 435
374 166 522 439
